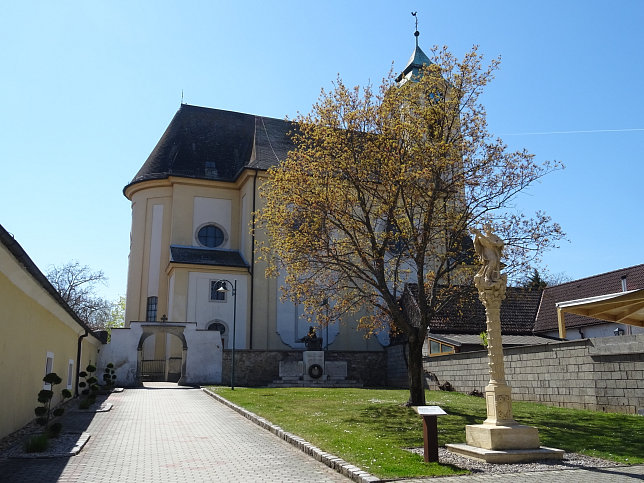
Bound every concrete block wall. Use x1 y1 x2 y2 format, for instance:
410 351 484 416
413 334 644 414
386 343 409 388
221 350 387 387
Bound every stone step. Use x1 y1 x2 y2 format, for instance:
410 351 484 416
268 380 363 388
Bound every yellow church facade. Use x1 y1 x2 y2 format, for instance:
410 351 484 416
119 106 383 385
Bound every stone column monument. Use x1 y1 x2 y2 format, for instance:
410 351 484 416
446 225 563 463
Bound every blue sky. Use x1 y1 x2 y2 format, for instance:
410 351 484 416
1 1 643 302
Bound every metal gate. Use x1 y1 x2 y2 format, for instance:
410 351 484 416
167 357 182 383
139 360 165 381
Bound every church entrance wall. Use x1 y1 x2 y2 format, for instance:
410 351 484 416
98 322 223 386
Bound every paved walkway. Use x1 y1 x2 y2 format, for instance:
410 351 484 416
1 385 642 482
0 383 349 482
408 465 644 482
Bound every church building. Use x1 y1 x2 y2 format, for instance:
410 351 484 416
108 37 433 386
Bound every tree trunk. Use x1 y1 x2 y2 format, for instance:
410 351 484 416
406 331 426 406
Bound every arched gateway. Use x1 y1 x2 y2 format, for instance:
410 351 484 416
99 322 223 386
137 325 188 383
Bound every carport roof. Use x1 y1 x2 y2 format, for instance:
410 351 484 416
557 288 644 328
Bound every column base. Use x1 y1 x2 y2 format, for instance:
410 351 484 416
446 443 564 464
466 423 540 450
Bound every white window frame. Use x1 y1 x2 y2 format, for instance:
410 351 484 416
44 352 54 389
209 280 227 303
67 359 74 390
195 223 228 249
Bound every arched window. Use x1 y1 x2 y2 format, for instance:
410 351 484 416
208 322 226 334
207 320 228 348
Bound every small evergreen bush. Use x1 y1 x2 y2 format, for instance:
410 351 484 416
24 434 49 453
103 363 117 388
31 372 71 449
47 422 62 437
78 364 100 408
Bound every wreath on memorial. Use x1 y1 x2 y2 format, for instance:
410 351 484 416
308 364 323 379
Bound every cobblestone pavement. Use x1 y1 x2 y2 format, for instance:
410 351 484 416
405 464 644 482
1 385 642 482
0 383 349 482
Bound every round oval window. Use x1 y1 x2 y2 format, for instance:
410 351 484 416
198 225 225 248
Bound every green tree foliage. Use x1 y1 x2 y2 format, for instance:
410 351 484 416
34 372 71 438
258 46 564 405
523 269 548 291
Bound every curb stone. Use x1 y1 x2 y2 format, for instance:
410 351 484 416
8 432 91 459
203 388 381 483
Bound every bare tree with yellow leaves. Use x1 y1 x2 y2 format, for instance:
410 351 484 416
258 46 564 406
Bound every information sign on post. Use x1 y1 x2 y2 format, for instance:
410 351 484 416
414 406 447 462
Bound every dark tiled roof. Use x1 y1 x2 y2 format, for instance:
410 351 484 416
431 286 543 335
534 264 644 333
0 224 101 340
403 283 543 335
125 104 294 191
169 245 249 268
249 115 296 170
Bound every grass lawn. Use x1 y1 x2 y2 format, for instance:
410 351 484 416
208 387 644 479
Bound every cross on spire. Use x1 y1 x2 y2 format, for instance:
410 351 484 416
411 11 420 47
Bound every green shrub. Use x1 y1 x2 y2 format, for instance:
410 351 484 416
103 363 117 388
33 372 71 432
23 434 49 453
38 390 53 404
47 422 62 437
43 373 62 386
78 364 100 408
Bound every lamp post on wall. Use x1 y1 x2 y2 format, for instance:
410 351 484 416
216 279 237 390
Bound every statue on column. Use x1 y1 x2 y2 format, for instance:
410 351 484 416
471 224 504 285
445 223 560 460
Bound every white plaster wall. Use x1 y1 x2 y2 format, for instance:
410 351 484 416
186 272 247 349
548 322 644 340
98 323 223 386
97 325 142 387
147 204 163 297
183 327 222 384
193 197 231 249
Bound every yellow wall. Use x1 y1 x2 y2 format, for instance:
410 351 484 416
0 248 100 439
124 171 383 353
125 178 244 324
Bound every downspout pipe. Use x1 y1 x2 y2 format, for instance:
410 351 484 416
75 330 89 397
249 168 258 349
